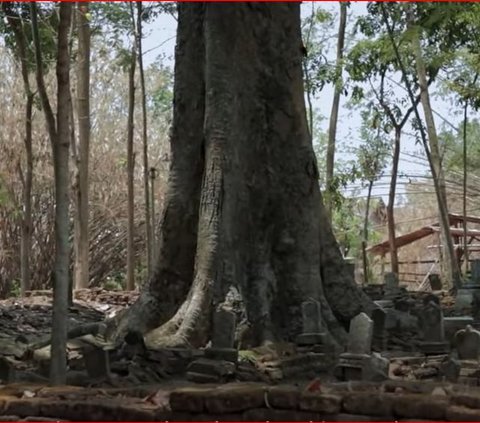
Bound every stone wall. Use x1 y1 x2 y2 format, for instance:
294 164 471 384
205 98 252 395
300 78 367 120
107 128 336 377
2 381 480 421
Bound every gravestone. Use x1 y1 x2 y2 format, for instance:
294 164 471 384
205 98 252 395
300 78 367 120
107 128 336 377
347 312 373 355
384 272 400 299
334 312 388 381
295 300 327 347
428 274 442 291
204 308 238 363
372 307 387 351
454 325 480 360
418 301 449 354
472 260 480 284
83 346 110 380
444 316 475 344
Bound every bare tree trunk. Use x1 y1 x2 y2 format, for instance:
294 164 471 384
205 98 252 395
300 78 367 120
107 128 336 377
135 2 153 278
2 4 34 295
411 28 461 289
150 167 157 261
74 1 91 289
126 42 137 291
462 101 469 275
115 4 372 349
325 2 347 218
387 127 401 275
362 180 374 285
32 2 73 385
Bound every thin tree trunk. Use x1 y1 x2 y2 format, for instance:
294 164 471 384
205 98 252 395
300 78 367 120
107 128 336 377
126 43 137 291
136 2 153 277
150 167 156 261
387 126 401 275
463 100 469 275
32 2 73 385
2 4 34 295
74 1 91 289
411 26 461 289
362 180 374 285
325 2 347 218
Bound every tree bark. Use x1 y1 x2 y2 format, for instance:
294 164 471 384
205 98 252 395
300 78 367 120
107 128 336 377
362 180 374 285
136 2 153 278
387 127 401 275
412 27 461 289
74 1 91 289
126 42 136 291
32 2 73 385
116 3 371 349
325 2 347 218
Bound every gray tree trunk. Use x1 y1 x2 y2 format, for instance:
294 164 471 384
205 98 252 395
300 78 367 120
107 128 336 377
325 2 347 218
31 2 73 385
74 1 91 290
387 127 401 275
116 3 371 348
126 7 137 292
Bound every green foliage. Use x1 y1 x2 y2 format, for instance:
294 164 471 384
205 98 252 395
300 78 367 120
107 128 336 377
441 119 480 178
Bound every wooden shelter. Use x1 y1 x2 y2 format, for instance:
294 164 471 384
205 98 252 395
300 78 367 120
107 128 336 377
367 213 480 288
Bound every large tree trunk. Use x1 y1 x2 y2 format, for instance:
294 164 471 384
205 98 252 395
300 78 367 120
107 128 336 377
74 1 91 290
387 127 401 275
325 2 347 218
116 3 371 349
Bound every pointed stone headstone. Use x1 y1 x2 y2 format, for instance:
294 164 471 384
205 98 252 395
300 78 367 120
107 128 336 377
455 325 480 360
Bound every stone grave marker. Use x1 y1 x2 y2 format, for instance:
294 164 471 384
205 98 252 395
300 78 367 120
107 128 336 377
335 312 387 382
372 307 387 350
212 309 236 349
205 308 238 363
418 301 449 354
295 300 327 347
472 260 480 284
428 274 442 291
83 346 110 380
454 325 480 360
347 312 373 355
384 272 400 298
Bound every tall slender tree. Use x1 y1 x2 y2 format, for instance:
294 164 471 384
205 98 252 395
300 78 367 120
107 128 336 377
74 1 91 290
31 2 73 384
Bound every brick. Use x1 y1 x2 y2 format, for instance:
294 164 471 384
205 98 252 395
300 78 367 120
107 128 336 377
169 387 214 413
299 393 341 414
204 385 266 414
266 386 301 409
393 395 448 420
446 405 480 421
342 393 394 417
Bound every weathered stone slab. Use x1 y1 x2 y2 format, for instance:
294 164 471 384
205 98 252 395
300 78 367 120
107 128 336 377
204 385 266 414
347 312 373 355
420 300 445 343
392 395 448 420
169 386 213 413
212 309 236 349
342 393 394 417
266 386 301 409
243 408 324 422
296 333 326 346
446 405 480 421
82 346 110 380
301 300 322 333
204 347 238 363
455 325 480 359
187 358 236 377
299 393 341 414
445 316 474 342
